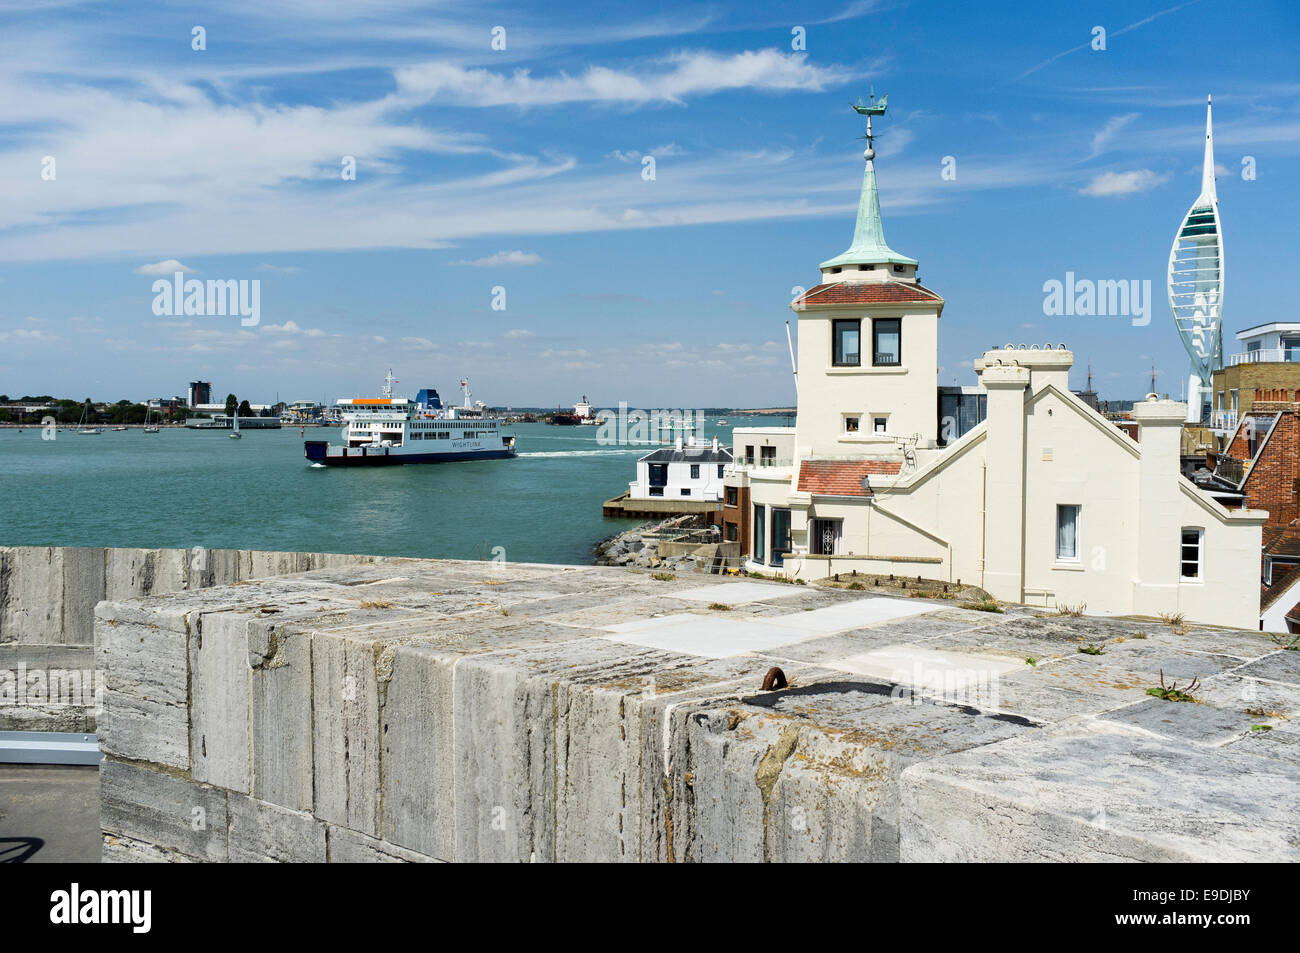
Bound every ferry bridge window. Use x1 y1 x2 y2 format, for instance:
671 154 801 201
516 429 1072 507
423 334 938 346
833 319 861 366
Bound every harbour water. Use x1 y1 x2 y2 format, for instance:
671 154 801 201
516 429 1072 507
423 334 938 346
0 417 783 565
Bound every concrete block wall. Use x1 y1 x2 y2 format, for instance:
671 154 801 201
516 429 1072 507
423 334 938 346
0 546 419 731
94 560 1300 862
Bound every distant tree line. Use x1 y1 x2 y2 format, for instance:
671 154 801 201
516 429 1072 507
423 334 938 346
0 395 207 424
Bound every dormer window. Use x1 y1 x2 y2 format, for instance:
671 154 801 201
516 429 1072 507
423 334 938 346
829 267 842 274
893 265 905 273
857 264 874 271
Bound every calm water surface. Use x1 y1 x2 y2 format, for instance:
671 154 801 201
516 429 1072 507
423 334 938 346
0 418 781 564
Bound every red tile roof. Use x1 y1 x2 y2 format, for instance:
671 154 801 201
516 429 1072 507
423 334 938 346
1262 561 1300 611
1263 526 1300 558
797 459 901 497
794 281 944 307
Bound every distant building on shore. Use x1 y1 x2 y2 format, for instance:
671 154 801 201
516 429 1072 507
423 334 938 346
188 381 212 408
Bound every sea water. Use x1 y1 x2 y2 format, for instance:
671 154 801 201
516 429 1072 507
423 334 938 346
0 418 776 565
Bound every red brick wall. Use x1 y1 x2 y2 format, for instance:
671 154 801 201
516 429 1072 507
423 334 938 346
722 485 751 556
1236 406 1300 525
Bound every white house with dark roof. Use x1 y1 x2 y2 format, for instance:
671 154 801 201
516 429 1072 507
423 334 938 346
629 434 732 502
720 100 1265 628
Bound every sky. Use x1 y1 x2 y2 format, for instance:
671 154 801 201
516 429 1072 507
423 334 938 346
0 0 1297 409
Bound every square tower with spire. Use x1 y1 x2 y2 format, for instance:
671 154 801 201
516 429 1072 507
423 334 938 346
790 95 945 455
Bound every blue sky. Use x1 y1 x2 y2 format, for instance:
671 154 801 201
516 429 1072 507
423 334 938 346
0 0 1297 408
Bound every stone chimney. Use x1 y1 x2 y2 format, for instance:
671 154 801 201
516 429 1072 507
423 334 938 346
980 362 1031 601
975 346 1073 395
1131 395 1187 617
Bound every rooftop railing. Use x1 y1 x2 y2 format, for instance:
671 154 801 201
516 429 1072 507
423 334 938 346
1215 454 1245 487
727 457 795 472
1228 348 1300 365
1211 410 1239 431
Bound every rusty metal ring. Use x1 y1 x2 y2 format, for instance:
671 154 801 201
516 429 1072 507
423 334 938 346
761 667 788 691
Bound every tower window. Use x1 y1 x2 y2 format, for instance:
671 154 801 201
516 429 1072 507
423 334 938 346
833 319 861 366
872 318 901 366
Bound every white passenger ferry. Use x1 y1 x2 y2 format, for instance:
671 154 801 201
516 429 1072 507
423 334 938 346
305 371 517 467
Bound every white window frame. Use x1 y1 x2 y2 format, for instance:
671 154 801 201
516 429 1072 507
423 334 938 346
843 415 860 434
872 415 889 434
1180 526 1204 582
1055 504 1081 563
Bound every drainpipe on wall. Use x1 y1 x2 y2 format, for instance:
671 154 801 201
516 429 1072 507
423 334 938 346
979 460 987 589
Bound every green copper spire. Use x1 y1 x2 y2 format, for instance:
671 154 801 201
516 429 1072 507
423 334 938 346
820 94 917 271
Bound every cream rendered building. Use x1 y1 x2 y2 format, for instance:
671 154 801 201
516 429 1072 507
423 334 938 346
724 114 1264 629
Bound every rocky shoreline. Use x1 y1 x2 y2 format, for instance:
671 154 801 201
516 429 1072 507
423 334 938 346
593 514 717 573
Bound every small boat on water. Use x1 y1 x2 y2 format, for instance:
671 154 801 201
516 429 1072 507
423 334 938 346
718 419 728 425
229 412 242 439
76 403 102 434
305 371 517 467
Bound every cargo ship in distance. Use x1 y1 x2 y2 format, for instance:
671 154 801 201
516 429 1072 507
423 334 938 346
305 371 517 466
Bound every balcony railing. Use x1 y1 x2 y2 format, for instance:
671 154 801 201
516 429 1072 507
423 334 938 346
1215 455 1245 487
1228 348 1300 365
1211 410 1238 431
727 458 794 473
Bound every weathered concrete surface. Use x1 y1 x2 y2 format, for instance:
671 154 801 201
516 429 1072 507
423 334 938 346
93 560 1300 862
0 546 422 731
0 764 100 862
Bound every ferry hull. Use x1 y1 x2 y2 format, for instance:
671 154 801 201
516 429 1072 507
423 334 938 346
305 441 515 466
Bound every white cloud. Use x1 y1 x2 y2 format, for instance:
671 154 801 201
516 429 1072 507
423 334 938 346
1079 169 1169 197
1089 113 1140 157
393 50 855 107
451 250 543 267
607 143 683 163
503 329 535 339
135 259 195 275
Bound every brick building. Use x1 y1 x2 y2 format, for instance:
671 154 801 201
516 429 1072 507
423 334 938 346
1209 322 1300 449
1205 401 1300 630
1213 400 1300 524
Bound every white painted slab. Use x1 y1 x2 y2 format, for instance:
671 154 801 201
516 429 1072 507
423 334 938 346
748 598 933 635
672 582 806 604
602 597 940 658
832 646 1024 689
603 614 811 658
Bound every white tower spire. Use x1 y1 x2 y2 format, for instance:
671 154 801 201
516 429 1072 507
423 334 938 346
1168 95 1224 425
1199 95 1217 205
